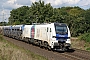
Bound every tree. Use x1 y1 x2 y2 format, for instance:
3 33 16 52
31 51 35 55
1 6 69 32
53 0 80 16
9 6 29 25
27 0 53 23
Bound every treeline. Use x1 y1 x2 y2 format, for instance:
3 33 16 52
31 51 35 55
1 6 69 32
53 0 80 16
0 22 8 26
8 0 90 37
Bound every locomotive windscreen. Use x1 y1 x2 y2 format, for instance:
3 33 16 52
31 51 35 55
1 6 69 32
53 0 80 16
54 23 68 34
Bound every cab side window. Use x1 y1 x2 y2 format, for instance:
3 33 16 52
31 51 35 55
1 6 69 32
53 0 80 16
47 27 48 32
50 28 51 32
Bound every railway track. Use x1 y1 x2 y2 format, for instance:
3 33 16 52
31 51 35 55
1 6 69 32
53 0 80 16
65 48 90 60
51 48 90 60
3 36 90 60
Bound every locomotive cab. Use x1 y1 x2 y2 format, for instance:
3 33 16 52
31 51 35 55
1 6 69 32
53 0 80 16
52 23 71 51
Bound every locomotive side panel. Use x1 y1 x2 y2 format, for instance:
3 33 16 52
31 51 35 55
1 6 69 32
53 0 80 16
22 25 33 39
34 25 48 42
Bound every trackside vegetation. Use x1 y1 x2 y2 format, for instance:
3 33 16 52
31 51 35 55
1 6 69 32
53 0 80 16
79 33 90 43
0 35 47 60
71 33 90 51
79 33 90 51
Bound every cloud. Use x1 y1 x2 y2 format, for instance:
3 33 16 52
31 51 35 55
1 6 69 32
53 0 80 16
44 0 81 8
0 9 10 22
16 0 32 6
67 0 80 4
3 0 23 10
30 0 38 3
0 0 90 22
76 0 90 9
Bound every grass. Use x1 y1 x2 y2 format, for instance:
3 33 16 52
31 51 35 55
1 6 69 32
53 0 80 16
86 47 90 51
78 33 90 51
0 35 48 60
79 33 90 43
71 37 90 51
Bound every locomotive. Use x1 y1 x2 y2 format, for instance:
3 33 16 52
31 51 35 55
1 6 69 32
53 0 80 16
3 23 71 51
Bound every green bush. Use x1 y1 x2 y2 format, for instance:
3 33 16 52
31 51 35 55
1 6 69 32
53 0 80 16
79 33 90 43
86 47 90 51
0 35 3 40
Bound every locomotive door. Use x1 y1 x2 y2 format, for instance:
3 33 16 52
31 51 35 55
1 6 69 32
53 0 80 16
47 27 52 44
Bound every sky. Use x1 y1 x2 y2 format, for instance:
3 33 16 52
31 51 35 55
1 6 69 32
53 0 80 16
0 0 90 22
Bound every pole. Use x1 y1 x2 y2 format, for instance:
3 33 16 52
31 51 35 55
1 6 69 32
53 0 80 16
2 1 4 26
3 12 4 26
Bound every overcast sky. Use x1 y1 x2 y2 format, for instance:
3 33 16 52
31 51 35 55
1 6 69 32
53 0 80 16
0 0 90 22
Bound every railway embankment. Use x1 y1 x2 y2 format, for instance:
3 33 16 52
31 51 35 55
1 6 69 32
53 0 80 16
0 35 47 60
71 36 90 51
1 35 90 60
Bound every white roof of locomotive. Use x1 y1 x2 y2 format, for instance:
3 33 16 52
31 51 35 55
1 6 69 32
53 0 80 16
24 25 33 28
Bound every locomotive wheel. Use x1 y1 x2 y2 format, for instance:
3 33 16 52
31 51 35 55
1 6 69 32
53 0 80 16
48 45 51 51
39 41 42 48
44 42 48 48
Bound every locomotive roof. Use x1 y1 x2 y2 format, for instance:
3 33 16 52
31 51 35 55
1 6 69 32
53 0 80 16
32 23 67 25
54 23 67 26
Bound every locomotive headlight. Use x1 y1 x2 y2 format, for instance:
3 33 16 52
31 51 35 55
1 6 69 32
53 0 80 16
65 43 71 47
66 39 71 44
